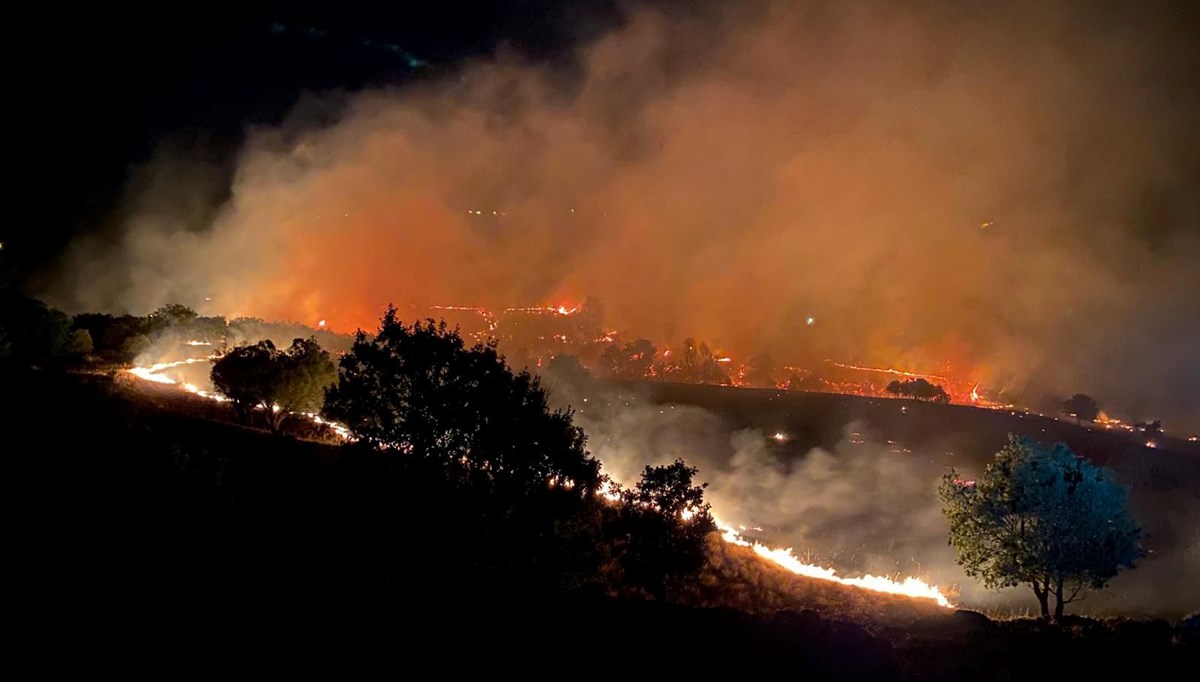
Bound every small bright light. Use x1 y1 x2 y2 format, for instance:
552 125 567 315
1145 441 1157 449
318 319 326 327
773 431 788 442
806 317 815 326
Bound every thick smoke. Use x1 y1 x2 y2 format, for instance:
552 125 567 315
568 383 1199 617
573 391 1018 611
47 0 1200 430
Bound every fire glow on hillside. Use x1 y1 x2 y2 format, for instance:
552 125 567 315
416 301 1007 408
717 521 952 607
126 352 953 609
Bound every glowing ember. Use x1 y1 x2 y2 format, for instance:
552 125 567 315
126 358 352 438
717 520 952 607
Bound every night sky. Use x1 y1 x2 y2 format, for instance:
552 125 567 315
14 0 637 276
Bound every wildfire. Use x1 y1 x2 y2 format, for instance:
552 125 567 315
129 355 951 609
502 305 579 316
126 356 351 439
717 521 952 607
128 358 214 385
828 361 952 383
1094 412 1136 433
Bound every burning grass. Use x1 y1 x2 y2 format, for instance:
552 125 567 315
682 535 947 627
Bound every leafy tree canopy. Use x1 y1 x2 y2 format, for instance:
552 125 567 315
614 459 717 601
322 307 602 495
211 337 337 434
0 295 71 367
939 435 1143 618
1062 393 1100 423
147 303 199 332
671 337 728 385
886 378 950 403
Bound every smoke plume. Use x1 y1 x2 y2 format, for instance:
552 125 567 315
46 0 1200 429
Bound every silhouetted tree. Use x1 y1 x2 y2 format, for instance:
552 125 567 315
672 338 728 384
1062 394 1100 424
211 337 336 434
544 353 590 382
211 340 276 426
322 308 601 494
147 303 199 332
886 378 949 402
74 313 151 361
614 459 717 601
939 435 1143 619
68 329 93 357
0 296 72 367
598 339 656 380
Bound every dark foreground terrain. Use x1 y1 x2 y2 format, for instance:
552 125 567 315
10 370 1197 675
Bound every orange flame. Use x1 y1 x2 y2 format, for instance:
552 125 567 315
717 520 952 607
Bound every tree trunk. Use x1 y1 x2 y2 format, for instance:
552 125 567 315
233 401 250 425
1032 582 1049 618
268 407 286 435
1053 578 1065 620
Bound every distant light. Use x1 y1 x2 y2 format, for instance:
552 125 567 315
773 431 788 442
318 319 326 327
1145 441 1157 449
806 317 815 326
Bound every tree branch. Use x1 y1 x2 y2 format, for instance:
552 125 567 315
1062 583 1085 604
